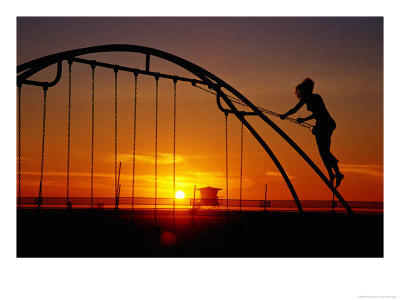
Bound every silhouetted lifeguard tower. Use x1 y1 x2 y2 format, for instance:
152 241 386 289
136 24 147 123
197 186 222 206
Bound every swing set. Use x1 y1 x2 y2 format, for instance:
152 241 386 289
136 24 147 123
16 44 352 214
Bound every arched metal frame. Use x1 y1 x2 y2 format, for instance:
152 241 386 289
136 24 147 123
17 44 353 214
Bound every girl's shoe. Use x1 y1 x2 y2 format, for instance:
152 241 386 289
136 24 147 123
335 173 344 188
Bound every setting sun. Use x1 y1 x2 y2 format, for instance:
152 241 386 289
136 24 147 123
175 191 185 199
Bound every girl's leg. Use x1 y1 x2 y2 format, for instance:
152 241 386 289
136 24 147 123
315 134 335 182
316 132 343 187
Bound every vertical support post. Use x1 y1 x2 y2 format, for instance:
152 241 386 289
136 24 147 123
192 185 196 221
264 184 267 212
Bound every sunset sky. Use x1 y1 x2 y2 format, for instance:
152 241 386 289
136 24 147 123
16 17 383 203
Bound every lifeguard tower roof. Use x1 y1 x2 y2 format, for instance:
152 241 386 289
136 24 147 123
197 186 222 200
197 186 222 206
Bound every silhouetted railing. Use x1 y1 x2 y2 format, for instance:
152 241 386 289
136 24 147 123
16 197 382 214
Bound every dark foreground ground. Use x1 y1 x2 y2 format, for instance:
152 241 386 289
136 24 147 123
17 209 383 257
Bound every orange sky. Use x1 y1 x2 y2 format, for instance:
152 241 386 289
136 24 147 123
17 17 383 202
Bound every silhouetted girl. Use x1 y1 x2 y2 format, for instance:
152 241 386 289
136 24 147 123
280 78 344 188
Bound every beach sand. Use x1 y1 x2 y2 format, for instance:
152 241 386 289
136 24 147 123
17 209 383 257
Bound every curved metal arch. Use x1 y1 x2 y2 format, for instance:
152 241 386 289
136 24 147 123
17 44 352 214
17 61 62 88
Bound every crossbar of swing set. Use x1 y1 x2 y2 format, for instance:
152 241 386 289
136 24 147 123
72 57 208 86
17 58 208 88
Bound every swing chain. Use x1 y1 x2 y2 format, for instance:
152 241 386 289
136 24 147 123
155 76 159 210
38 85 48 207
173 79 177 207
66 60 72 207
132 73 138 210
114 68 118 202
225 112 229 212
90 64 95 208
17 85 22 208
193 84 314 130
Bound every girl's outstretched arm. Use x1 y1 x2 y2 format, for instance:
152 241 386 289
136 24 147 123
280 100 304 119
297 114 315 123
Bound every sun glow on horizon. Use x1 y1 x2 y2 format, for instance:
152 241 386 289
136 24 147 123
175 191 185 199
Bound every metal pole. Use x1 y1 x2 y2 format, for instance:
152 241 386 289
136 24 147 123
264 184 267 212
192 185 196 221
